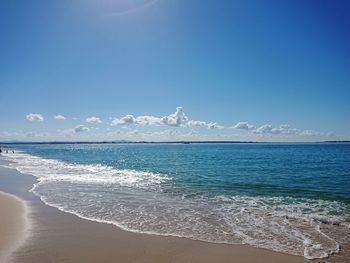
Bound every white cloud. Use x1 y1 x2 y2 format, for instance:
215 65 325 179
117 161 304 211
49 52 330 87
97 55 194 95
111 114 136 126
207 122 224 129
160 106 188 126
186 120 223 129
117 115 135 125
26 113 44 122
26 132 47 138
54 115 66 120
300 130 320 136
154 129 181 136
253 124 300 135
187 120 207 127
249 123 318 136
254 124 273 134
74 125 90 133
233 122 256 130
272 125 299 135
86 116 102 124
111 107 221 129
231 121 322 137
60 125 89 137
168 129 181 136
135 115 163 126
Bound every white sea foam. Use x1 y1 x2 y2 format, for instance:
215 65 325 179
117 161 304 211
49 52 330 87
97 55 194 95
1 152 349 260
1 152 170 189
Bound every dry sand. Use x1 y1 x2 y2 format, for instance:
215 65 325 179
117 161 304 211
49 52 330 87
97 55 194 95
0 162 315 263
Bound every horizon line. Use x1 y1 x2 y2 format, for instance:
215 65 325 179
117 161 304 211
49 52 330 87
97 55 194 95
1 140 349 145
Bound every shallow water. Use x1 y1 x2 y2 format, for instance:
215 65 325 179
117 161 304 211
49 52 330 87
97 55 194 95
1 143 350 260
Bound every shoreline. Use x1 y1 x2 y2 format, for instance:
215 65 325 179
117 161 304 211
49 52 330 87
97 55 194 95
0 159 316 263
0 191 30 263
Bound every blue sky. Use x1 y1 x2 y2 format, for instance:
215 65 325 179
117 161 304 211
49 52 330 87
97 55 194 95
1 0 349 142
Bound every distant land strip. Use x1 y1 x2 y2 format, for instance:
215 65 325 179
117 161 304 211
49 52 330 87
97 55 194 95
0 141 349 145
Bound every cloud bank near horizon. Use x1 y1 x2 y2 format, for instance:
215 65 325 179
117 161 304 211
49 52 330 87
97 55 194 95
111 107 223 130
12 108 337 141
232 122 320 137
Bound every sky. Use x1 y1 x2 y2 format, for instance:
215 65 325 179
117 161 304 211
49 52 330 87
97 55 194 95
0 0 349 142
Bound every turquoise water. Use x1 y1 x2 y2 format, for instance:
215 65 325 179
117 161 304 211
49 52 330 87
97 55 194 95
1 143 350 259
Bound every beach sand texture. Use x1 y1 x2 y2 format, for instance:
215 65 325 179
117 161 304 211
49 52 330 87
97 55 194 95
0 191 29 263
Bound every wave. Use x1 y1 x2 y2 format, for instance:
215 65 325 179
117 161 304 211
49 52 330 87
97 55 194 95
1 152 170 189
1 151 349 260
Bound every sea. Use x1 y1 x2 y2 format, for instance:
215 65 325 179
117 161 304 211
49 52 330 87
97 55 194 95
1 143 349 260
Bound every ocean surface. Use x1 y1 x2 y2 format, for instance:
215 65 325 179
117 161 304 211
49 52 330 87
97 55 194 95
1 143 350 260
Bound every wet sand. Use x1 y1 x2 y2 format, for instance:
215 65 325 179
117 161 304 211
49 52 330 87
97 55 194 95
0 161 312 263
0 191 29 263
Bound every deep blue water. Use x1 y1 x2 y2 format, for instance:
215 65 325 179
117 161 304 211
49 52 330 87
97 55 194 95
1 143 350 259
10 143 350 202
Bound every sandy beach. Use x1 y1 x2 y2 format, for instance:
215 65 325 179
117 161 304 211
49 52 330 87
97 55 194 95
0 191 29 263
0 161 317 263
